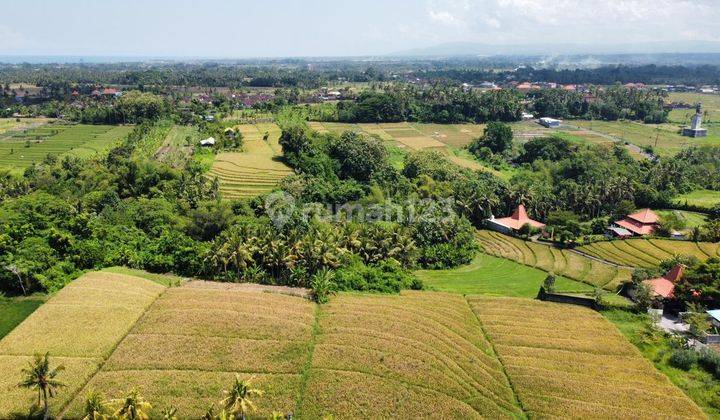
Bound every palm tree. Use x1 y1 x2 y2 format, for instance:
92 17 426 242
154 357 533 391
18 353 65 420
221 375 263 420
82 390 108 420
112 389 152 420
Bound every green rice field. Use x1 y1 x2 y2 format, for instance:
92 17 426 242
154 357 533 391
673 189 720 210
577 238 720 268
475 230 632 290
0 124 132 172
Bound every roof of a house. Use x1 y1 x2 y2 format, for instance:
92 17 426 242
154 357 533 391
103 88 119 95
642 265 685 299
488 204 546 231
607 226 633 237
707 310 720 322
627 208 659 224
615 219 656 236
643 278 675 298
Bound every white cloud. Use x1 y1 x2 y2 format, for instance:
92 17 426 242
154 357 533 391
422 0 720 44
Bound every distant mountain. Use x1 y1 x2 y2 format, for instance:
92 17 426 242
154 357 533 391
392 41 720 57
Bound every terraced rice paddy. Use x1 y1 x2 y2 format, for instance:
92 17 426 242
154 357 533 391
0 272 165 418
416 252 593 297
577 239 720 268
207 123 293 199
476 230 632 290
469 297 705 419
0 273 702 418
299 292 522 418
0 124 132 172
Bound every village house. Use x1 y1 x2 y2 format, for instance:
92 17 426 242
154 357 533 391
613 208 659 236
643 264 685 301
486 204 545 235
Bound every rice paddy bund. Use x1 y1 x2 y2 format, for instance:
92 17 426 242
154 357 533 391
476 230 632 290
0 123 133 172
208 123 293 199
577 239 720 268
0 273 705 419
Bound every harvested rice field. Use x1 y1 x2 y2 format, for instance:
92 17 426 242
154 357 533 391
0 274 704 419
577 239 720 268
468 296 705 419
476 230 632 290
299 292 523 418
0 272 165 419
207 123 293 199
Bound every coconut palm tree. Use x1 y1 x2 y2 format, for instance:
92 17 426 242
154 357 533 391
221 375 263 420
18 353 65 420
82 390 109 420
112 389 151 420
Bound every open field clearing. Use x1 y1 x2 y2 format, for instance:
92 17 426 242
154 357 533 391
668 93 720 124
470 297 705 418
577 239 720 268
0 272 165 419
656 209 708 228
674 189 720 210
0 117 53 135
476 230 632 290
208 123 293 199
416 252 593 297
153 124 199 167
0 124 131 172
63 283 316 418
572 119 719 156
299 292 523 418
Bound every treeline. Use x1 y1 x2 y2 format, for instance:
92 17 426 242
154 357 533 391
327 84 667 124
529 86 668 122
334 85 523 123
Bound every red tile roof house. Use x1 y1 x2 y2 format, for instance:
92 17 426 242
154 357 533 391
643 264 685 299
614 208 659 236
486 204 546 235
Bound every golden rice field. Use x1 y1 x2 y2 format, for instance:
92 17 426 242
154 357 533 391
0 273 704 419
476 230 632 290
208 123 293 199
577 239 720 268
0 272 165 418
469 296 704 419
299 292 522 419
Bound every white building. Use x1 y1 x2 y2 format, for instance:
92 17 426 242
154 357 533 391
539 117 561 128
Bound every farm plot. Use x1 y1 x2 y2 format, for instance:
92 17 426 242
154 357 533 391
299 292 522 419
153 124 199 167
63 283 316 419
0 124 131 172
0 117 52 135
476 230 632 290
416 252 593 297
577 239 720 267
207 123 293 199
0 272 165 419
674 189 720 210
469 296 705 419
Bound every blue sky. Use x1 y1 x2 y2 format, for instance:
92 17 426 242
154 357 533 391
1 0 718 57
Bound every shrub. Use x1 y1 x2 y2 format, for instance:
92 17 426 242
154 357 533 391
333 259 422 293
543 273 556 293
669 349 698 370
698 349 720 379
310 268 334 304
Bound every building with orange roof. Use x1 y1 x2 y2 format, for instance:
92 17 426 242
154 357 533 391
643 264 685 299
614 208 659 236
486 204 545 234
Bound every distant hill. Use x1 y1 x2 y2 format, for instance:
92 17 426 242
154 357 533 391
392 41 720 57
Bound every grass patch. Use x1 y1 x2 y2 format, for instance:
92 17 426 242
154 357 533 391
416 252 593 297
674 189 720 210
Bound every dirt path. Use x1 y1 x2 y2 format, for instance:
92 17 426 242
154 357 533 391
562 123 654 160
